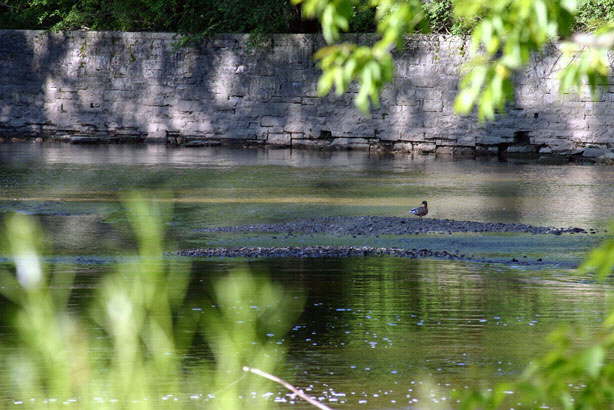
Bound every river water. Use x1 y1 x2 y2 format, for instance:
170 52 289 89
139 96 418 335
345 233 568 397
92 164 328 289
0 143 613 408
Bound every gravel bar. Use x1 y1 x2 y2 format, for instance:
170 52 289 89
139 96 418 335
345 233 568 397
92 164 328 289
197 216 588 236
175 245 562 266
178 246 453 258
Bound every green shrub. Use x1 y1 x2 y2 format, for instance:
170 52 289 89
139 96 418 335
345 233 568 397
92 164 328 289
0 198 301 409
576 0 614 31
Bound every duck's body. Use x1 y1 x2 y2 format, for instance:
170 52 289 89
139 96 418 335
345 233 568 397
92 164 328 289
410 201 428 217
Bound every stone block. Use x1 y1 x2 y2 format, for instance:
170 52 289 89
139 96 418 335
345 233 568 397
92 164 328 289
283 120 306 133
435 146 454 155
582 146 606 158
566 119 588 130
301 97 319 105
569 130 593 142
539 146 552 154
422 99 443 112
456 136 476 146
476 145 499 155
278 80 305 97
292 139 329 148
331 137 370 147
415 88 442 101
260 116 283 127
453 147 475 157
267 133 292 146
507 145 537 153
393 142 413 152
247 76 278 100
548 141 579 155
476 135 511 145
414 142 436 154
173 100 200 112
396 133 423 142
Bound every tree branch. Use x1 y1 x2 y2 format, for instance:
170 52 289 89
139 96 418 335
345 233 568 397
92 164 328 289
242 366 334 410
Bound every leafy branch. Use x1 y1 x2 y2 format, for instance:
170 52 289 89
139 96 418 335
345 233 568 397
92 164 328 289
294 0 614 120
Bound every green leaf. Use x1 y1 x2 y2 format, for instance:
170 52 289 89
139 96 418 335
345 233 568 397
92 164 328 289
333 12 349 32
454 88 477 114
343 57 357 82
579 223 614 281
480 20 493 53
317 70 335 95
367 60 382 82
380 55 394 83
581 346 605 378
355 87 370 114
333 67 345 95
322 4 336 43
560 0 578 13
502 41 523 68
533 0 548 31
491 72 503 106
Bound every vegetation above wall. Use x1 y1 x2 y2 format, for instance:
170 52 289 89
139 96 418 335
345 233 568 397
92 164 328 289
1 0 613 35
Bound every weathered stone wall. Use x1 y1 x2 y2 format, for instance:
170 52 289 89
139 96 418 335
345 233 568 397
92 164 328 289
1 30 613 160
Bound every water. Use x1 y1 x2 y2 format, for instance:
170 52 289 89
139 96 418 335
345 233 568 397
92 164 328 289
0 143 613 408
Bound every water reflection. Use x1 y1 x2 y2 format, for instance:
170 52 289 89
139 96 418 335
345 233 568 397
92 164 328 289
183 257 610 409
1 144 613 233
2 256 607 408
0 144 613 408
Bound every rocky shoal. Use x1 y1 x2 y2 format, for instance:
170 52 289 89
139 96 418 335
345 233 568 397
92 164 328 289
176 245 556 266
197 216 590 236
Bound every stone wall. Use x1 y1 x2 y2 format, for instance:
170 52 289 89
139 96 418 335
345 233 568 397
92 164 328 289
1 30 614 161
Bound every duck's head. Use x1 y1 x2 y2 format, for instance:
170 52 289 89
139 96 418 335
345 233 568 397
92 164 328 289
422 201 428 206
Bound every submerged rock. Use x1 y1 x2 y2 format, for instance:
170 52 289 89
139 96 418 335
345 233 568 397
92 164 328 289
175 245 566 267
178 246 446 259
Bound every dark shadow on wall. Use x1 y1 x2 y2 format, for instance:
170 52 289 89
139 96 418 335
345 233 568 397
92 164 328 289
0 30 76 138
0 31 612 157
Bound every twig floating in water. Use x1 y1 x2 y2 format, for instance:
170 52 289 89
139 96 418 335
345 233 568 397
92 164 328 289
242 366 334 410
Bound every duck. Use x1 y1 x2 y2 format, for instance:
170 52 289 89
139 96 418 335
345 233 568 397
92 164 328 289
409 201 428 217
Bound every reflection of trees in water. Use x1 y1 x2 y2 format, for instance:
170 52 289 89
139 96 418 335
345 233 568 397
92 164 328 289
265 257 611 372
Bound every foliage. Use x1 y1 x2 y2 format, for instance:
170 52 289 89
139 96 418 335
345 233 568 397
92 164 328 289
0 198 300 409
294 0 614 118
422 0 478 34
2 0 614 34
579 222 614 281
576 0 614 31
459 227 614 409
452 0 578 120
0 0 301 35
296 0 424 112
459 324 614 409
559 22 614 98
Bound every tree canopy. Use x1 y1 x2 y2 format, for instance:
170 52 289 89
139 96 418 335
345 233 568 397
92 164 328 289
1 0 613 35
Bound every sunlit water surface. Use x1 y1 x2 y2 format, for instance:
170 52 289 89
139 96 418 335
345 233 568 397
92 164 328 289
0 144 613 408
